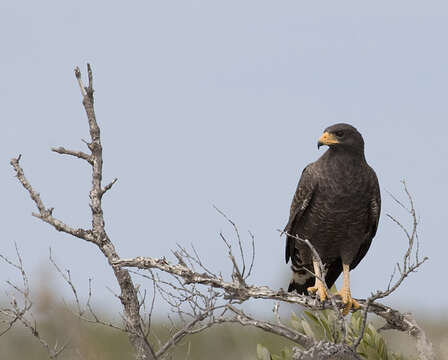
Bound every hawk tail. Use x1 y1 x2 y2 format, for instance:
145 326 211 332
287 265 314 294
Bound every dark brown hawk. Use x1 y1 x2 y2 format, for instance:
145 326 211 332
284 123 380 314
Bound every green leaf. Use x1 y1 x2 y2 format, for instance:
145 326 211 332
301 319 315 338
257 344 271 360
358 351 368 359
290 312 301 331
304 311 320 326
320 315 334 342
280 347 292 360
305 311 325 339
350 310 362 334
367 323 376 335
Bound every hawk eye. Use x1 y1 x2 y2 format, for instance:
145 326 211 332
335 131 344 138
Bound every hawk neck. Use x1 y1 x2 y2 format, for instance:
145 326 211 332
322 146 366 164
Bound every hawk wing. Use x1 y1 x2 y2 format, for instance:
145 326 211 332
284 164 317 263
350 169 381 270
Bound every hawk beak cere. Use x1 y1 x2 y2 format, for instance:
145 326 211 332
317 132 339 149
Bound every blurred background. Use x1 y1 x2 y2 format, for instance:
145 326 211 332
1 0 448 358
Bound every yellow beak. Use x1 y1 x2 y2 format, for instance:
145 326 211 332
317 132 339 148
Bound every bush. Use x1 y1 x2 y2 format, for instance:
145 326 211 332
257 310 408 360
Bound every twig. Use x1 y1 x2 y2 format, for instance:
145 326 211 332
281 232 346 337
51 146 93 164
49 248 83 315
225 305 314 349
101 178 118 196
0 247 68 358
352 182 432 359
10 64 157 360
10 157 95 243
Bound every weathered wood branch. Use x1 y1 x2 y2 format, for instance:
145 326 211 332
359 301 434 360
292 342 361 360
10 65 157 360
352 181 433 359
224 305 314 349
113 255 429 346
51 146 93 164
74 64 156 360
0 246 69 359
10 156 95 243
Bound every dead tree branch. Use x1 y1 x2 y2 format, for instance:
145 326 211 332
0 245 69 358
292 342 360 360
284 234 347 339
224 305 314 349
114 234 429 358
49 251 127 334
10 156 95 243
10 64 157 360
51 146 93 165
115 188 432 358
352 181 432 359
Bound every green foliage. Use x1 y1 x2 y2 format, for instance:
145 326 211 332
257 343 293 360
257 310 408 360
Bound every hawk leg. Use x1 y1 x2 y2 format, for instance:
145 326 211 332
335 263 360 316
307 260 328 301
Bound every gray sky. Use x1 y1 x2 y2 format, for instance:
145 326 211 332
2 1 448 317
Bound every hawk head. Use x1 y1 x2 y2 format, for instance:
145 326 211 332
317 123 364 154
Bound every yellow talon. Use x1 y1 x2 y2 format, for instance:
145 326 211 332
336 263 361 316
336 288 360 315
307 260 328 302
307 282 328 302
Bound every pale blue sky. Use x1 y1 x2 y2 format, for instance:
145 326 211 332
2 1 448 318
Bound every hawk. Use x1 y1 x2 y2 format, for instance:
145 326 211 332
284 123 381 314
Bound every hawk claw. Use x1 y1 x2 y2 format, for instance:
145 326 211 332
307 282 328 302
336 288 360 316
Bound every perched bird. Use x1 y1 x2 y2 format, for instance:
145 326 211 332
284 123 380 314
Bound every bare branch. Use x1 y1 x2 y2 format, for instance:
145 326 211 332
51 146 93 164
9 156 95 243
226 305 314 348
219 232 246 287
145 270 157 338
246 230 256 280
352 182 433 359
116 211 432 358
155 307 219 358
49 248 83 315
284 233 346 337
112 255 367 320
0 247 68 358
10 65 157 360
354 299 434 360
73 64 157 360
293 342 361 360
214 206 249 278
81 280 127 333
101 178 118 196
74 66 86 97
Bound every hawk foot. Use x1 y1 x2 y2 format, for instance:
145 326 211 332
335 287 360 316
307 281 328 302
